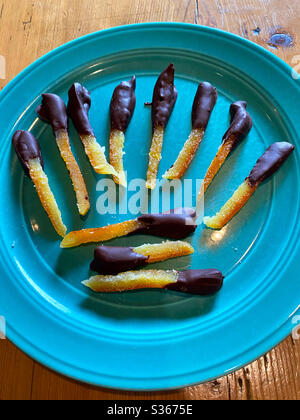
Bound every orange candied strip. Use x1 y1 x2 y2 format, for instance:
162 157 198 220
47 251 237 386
197 139 234 201
133 241 194 263
28 158 67 237
203 180 257 229
56 130 90 216
80 134 119 177
163 128 204 179
82 270 179 293
60 219 146 248
109 129 127 186
146 126 164 190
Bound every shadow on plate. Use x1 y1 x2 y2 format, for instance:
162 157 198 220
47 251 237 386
79 288 218 320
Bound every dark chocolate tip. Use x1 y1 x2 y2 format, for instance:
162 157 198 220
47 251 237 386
152 64 178 131
90 246 148 275
165 269 224 295
12 130 43 176
110 76 136 132
67 83 94 136
36 93 68 134
222 101 253 149
247 142 295 186
192 82 218 130
136 207 197 239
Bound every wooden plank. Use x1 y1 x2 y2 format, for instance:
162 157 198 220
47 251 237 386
193 0 299 65
2 335 300 399
30 336 300 400
0 0 195 85
31 361 231 400
0 340 34 400
0 0 299 400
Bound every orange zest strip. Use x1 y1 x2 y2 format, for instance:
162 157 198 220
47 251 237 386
146 126 164 190
203 180 257 229
82 270 179 293
28 158 67 237
197 139 234 201
109 129 127 186
80 134 119 177
61 219 145 248
163 128 204 179
133 241 194 263
56 130 90 216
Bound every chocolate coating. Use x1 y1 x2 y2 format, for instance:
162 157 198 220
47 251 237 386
222 101 253 149
152 64 178 131
165 269 224 295
192 82 218 130
110 76 136 132
90 246 148 275
12 130 43 176
67 83 94 136
136 207 197 239
36 93 68 134
247 142 295 186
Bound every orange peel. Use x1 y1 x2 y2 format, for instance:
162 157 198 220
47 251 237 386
56 130 90 216
163 128 204 179
61 219 145 248
29 158 67 237
109 129 127 186
146 126 164 190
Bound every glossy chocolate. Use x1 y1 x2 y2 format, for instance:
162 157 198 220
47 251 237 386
247 142 295 186
90 246 148 275
67 83 94 136
222 101 253 149
152 64 178 131
36 94 68 134
12 130 43 176
110 76 136 132
165 269 224 295
136 207 197 239
192 82 218 130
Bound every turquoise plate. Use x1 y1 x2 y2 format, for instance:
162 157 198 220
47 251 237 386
0 23 300 390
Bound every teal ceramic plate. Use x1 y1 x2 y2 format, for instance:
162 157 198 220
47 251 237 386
0 23 300 390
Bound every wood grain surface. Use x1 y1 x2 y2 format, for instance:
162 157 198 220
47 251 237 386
0 0 299 400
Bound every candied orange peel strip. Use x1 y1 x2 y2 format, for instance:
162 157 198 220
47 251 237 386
203 180 256 229
28 158 67 237
146 126 164 190
61 219 145 248
80 134 119 177
56 130 90 216
82 269 178 293
163 128 204 179
109 129 127 186
204 142 295 229
133 241 194 263
197 139 234 201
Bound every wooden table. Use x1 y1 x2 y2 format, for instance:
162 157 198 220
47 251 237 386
0 0 299 400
